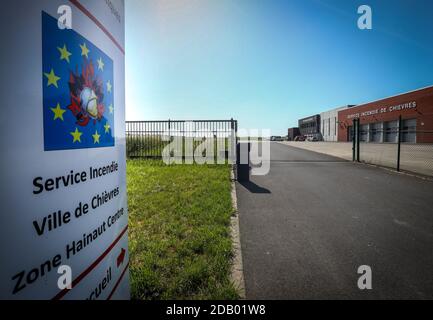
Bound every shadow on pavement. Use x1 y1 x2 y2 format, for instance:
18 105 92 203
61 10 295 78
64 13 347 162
239 181 271 194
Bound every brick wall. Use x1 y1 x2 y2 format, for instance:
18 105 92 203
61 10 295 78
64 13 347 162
338 86 433 143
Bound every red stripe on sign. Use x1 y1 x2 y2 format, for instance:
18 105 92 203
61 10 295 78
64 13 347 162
69 0 125 55
52 225 128 300
106 262 130 300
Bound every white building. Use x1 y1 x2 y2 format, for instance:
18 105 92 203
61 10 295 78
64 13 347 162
320 106 354 142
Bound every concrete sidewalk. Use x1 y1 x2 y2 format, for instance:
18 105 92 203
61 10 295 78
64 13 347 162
280 141 433 177
236 142 433 299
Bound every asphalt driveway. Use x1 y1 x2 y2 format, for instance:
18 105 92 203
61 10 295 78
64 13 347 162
236 142 433 299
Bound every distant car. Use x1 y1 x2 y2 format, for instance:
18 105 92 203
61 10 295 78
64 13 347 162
270 136 283 141
294 135 306 141
307 136 318 142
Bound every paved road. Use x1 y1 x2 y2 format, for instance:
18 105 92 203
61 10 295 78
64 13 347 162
281 141 433 177
236 142 433 299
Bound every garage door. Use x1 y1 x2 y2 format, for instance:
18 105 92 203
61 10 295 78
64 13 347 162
360 124 369 142
385 121 398 143
402 119 416 143
370 123 382 142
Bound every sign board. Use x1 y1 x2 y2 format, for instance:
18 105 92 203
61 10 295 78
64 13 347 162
0 0 129 300
346 101 417 119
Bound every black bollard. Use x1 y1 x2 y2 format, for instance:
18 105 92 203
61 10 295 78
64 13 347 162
236 142 250 182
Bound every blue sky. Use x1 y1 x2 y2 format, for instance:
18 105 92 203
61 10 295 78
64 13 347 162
125 0 433 135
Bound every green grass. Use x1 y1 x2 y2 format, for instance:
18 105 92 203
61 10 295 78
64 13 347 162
126 135 233 160
126 136 170 158
127 159 239 300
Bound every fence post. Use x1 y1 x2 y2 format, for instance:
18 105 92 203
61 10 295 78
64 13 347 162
230 118 236 166
355 119 360 162
168 119 171 164
397 115 402 172
352 119 356 162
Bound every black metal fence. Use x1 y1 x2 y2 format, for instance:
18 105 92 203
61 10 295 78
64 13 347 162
352 117 433 177
126 119 238 161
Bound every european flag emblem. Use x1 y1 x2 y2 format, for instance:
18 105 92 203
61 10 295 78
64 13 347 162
42 11 115 151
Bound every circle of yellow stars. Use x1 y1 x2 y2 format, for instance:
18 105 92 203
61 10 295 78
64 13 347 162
44 42 113 144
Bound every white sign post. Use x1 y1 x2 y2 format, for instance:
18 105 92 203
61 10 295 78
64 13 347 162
0 0 129 300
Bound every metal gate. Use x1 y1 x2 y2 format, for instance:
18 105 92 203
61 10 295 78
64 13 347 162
126 119 238 160
352 116 432 173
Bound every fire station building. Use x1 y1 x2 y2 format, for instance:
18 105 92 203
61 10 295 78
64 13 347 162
337 86 433 143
